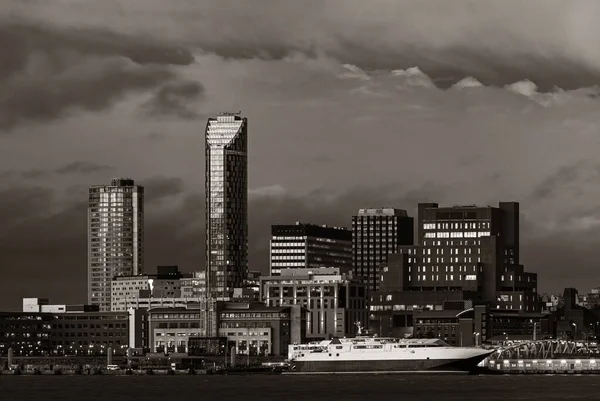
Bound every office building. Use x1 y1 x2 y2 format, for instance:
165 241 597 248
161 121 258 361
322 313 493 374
261 267 367 339
218 302 305 356
205 113 248 299
270 222 352 275
370 202 538 338
352 208 414 293
111 266 184 312
0 305 145 356
181 271 207 299
88 178 144 311
148 306 212 354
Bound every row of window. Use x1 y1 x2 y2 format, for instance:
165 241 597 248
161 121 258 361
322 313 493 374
422 222 490 230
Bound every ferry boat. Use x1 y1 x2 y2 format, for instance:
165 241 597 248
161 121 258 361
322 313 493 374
287 324 493 374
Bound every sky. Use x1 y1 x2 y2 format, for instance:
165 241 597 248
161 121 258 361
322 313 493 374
2 0 600 310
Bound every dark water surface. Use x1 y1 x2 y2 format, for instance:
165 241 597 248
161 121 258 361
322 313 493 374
1 375 599 401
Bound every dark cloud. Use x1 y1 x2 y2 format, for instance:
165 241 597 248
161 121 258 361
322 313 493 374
142 176 186 204
143 81 204 119
529 161 600 201
55 161 113 175
0 19 196 131
0 56 176 131
10 2 600 91
530 163 584 201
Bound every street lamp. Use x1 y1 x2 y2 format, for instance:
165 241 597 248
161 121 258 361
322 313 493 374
572 322 577 342
473 332 480 347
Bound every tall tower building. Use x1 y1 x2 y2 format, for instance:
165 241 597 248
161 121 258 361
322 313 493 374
88 178 144 311
205 113 248 299
270 222 352 275
352 208 414 293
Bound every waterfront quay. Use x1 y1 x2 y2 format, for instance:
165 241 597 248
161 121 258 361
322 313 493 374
0 354 285 376
487 357 600 374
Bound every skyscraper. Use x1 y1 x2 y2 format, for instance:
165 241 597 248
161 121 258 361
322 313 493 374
205 113 248 299
352 208 414 293
270 222 352 275
88 178 144 311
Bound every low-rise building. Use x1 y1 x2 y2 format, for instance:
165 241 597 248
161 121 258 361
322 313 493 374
218 302 305 356
0 306 145 356
0 311 53 356
413 303 488 346
147 299 219 354
260 267 367 339
111 266 184 312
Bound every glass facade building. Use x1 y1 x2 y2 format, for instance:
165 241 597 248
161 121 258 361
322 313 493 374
88 178 144 311
270 222 352 275
352 208 414 293
205 114 248 299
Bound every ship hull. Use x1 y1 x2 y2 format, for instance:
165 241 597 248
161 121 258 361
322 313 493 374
289 354 489 374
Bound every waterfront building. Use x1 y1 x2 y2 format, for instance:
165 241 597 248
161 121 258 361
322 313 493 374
0 306 145 356
352 208 414 293
110 266 183 311
260 267 367 339
218 302 305 356
148 306 211 354
413 303 488 346
370 202 538 338
270 222 352 276
88 178 144 311
205 113 248 300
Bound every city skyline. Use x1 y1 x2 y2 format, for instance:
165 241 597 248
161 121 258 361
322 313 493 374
4 1 600 308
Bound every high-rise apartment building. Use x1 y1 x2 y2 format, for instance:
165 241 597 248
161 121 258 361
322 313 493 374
270 222 352 275
352 208 414 293
205 113 248 299
88 178 144 311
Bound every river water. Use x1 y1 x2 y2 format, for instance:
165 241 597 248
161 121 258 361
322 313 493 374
1 374 599 400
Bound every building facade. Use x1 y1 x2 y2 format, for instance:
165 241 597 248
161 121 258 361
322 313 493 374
0 308 142 356
413 304 488 346
270 222 352 275
88 178 144 311
181 271 207 299
352 208 414 293
205 113 248 300
148 306 209 354
260 268 367 339
218 302 305 356
111 266 183 311
369 202 538 336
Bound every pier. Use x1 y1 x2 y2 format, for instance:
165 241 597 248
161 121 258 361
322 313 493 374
483 339 600 374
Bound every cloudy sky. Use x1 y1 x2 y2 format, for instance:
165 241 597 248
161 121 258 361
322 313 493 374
2 0 600 309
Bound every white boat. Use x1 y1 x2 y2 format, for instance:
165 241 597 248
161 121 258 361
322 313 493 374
287 324 493 374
